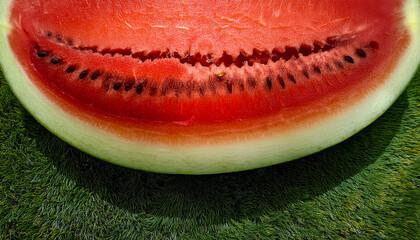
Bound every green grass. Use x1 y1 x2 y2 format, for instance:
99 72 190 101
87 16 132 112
0 67 419 239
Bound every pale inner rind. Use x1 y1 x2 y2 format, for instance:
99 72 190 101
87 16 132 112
0 0 419 174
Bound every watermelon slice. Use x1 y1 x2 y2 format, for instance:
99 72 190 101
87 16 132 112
0 0 419 174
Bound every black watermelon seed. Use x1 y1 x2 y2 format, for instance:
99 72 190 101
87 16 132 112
56 35 63 43
278 76 285 89
79 70 88 79
246 77 257 88
90 71 101 80
334 61 344 69
288 74 296 83
326 63 333 71
199 85 205 96
226 81 233 94
136 83 144 94
65 65 77 73
46 31 53 38
303 71 310 79
266 77 272 89
124 85 133 91
208 80 216 94
239 82 245 91
50 57 61 64
185 81 193 97
149 85 158 96
124 81 134 91
369 41 379 50
113 82 122 91
356 49 366 58
37 51 48 58
102 78 111 91
313 65 321 74
344 55 354 63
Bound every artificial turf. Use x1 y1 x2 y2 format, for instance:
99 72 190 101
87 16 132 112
0 67 419 239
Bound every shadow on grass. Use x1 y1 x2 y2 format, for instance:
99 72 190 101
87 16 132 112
21 89 409 227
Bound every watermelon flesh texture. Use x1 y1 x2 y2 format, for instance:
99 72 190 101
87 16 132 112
9 0 408 124
0 0 419 174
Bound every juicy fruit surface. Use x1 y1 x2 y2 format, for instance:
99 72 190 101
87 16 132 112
1 0 419 173
9 0 407 126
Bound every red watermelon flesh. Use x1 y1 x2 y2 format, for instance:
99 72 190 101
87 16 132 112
0 0 419 173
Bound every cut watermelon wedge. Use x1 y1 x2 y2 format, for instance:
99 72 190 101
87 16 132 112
0 0 419 174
